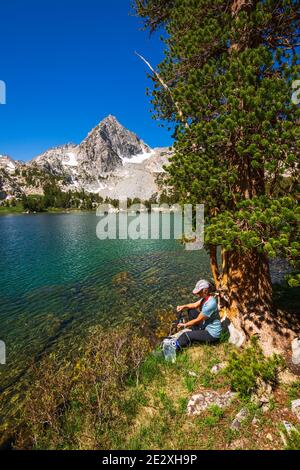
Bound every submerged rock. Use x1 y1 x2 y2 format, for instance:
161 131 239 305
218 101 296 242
187 390 236 416
112 271 134 287
144 277 157 286
112 272 135 295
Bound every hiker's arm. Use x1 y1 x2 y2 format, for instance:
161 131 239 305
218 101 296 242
179 313 206 329
177 300 201 312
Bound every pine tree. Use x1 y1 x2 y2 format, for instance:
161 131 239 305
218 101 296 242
135 0 300 354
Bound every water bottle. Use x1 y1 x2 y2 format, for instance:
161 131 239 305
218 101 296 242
162 338 177 363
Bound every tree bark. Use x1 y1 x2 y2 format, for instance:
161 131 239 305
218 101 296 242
209 245 220 289
216 248 297 355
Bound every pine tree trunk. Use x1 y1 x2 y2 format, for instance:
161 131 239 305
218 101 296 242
209 245 220 289
215 249 296 355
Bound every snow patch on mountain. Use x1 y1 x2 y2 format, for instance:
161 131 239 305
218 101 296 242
64 152 78 167
122 149 155 164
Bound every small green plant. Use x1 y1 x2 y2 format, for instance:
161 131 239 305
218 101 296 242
244 401 262 416
198 405 225 430
224 427 238 445
224 336 283 398
288 380 300 402
177 397 189 415
183 374 197 393
139 351 164 385
122 388 147 418
208 404 224 419
156 388 176 417
199 415 219 428
219 330 230 344
199 368 214 388
176 350 189 367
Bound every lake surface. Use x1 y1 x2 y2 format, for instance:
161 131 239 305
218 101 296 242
0 213 211 400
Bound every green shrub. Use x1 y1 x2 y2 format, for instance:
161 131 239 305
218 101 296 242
15 325 152 449
288 380 300 402
208 404 224 419
224 337 283 398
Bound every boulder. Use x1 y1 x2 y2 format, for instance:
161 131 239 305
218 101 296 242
187 390 236 416
291 399 300 422
112 271 134 289
292 338 300 365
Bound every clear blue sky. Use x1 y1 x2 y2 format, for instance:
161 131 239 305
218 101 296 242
0 0 173 161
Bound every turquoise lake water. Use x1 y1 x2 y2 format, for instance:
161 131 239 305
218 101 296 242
0 212 211 394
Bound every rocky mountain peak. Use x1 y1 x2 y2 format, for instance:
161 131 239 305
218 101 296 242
0 117 172 201
77 115 152 175
81 115 150 159
100 114 118 125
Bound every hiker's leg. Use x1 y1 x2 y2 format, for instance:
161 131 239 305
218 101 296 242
177 329 218 348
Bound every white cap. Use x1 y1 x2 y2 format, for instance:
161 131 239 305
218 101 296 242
193 279 210 295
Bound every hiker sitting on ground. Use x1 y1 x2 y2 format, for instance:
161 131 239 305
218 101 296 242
176 280 222 348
